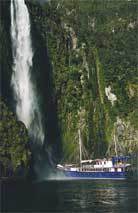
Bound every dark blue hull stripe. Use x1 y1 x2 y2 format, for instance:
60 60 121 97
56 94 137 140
64 171 127 179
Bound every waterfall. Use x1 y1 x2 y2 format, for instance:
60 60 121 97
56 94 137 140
10 0 44 145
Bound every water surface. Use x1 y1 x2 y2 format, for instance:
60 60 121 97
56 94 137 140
1 179 137 212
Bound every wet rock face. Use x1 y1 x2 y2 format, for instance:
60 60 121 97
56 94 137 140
112 117 138 155
16 0 138 160
105 86 117 106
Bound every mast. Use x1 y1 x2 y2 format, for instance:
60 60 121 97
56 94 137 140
114 132 118 157
78 129 82 167
114 123 118 157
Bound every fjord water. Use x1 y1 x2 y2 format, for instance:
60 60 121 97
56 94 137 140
1 179 137 213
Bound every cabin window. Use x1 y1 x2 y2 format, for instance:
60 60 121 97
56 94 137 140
104 168 109 172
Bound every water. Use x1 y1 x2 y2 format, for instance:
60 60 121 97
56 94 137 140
1 179 137 213
10 0 44 144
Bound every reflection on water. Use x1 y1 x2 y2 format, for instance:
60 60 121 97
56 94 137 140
1 179 137 213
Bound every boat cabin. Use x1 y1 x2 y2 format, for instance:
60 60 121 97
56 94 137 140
80 156 131 172
57 155 132 173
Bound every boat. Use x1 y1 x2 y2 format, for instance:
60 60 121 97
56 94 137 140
57 130 133 179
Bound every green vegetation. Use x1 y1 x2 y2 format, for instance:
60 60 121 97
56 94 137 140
0 98 31 178
26 0 138 162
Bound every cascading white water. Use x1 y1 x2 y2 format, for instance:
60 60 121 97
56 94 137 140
10 0 44 144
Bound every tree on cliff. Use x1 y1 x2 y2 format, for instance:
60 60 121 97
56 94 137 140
0 98 31 177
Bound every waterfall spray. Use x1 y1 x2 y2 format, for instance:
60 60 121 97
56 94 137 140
10 0 44 145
